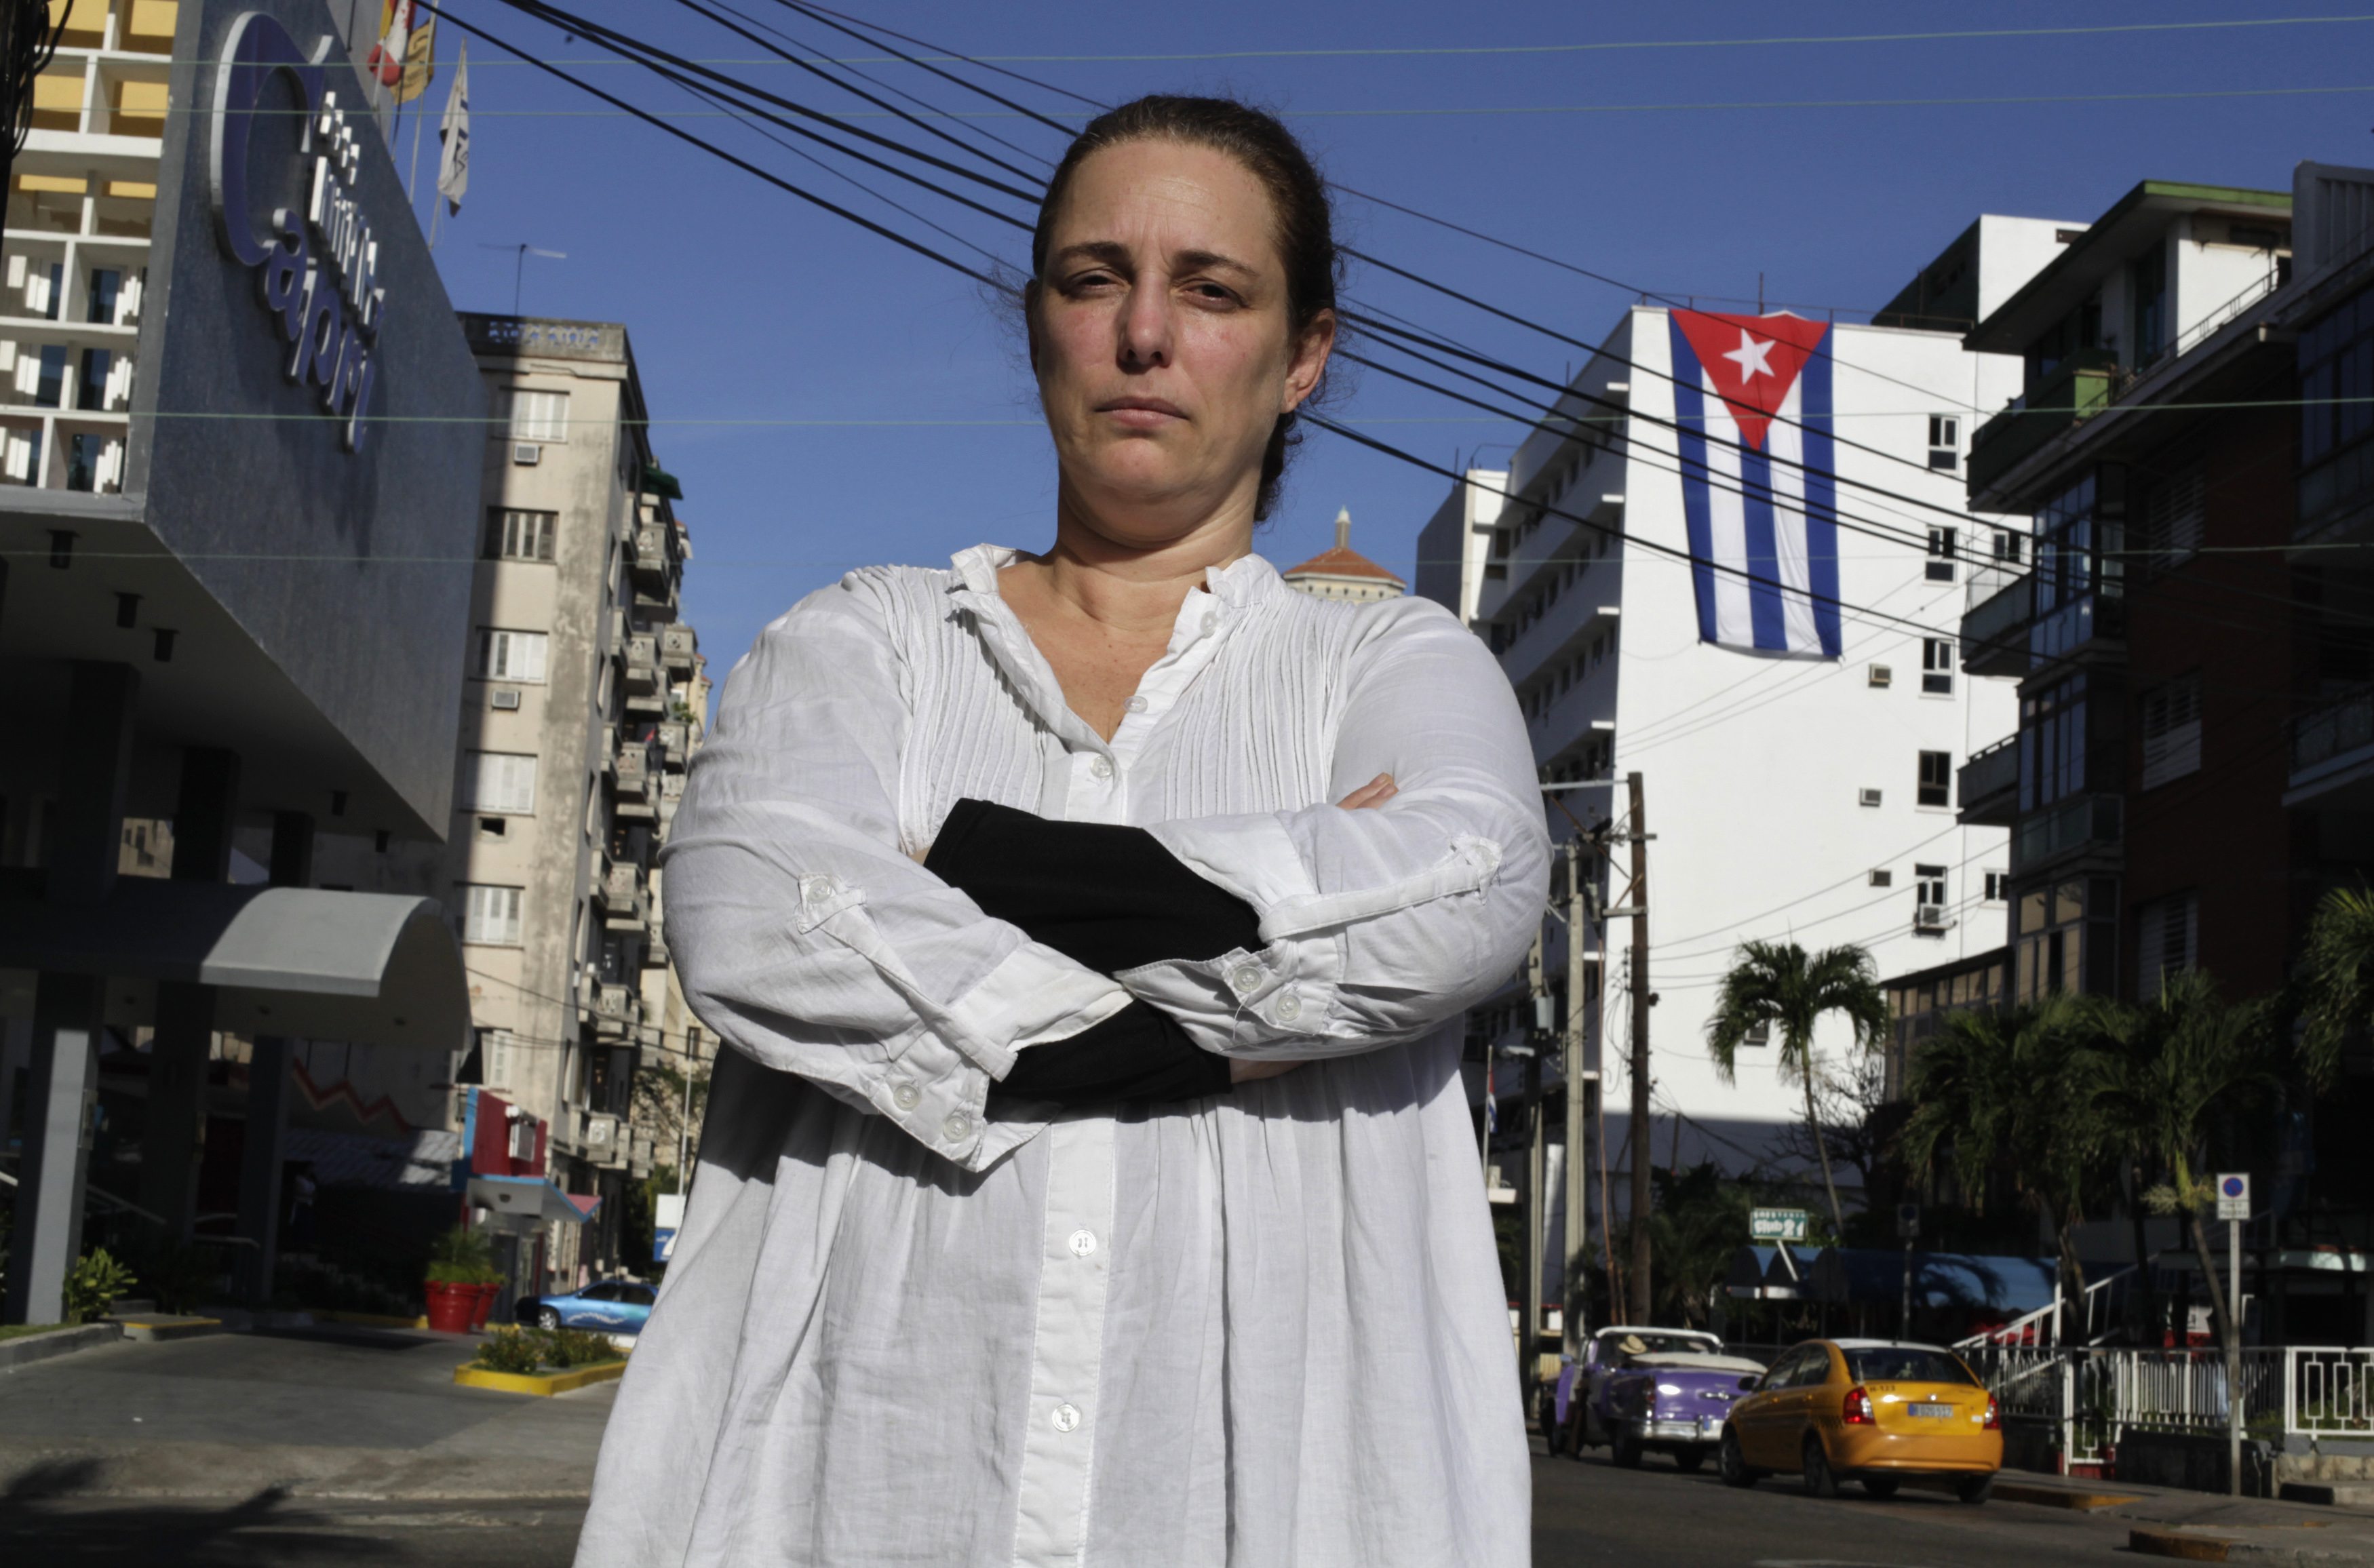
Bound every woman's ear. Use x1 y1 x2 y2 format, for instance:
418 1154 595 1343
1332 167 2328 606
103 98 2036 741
1281 309 1337 414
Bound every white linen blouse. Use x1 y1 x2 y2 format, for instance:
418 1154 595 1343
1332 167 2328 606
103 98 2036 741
576 546 1549 1568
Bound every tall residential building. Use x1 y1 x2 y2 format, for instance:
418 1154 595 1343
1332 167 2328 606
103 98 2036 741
1947 165 2374 1344
1418 219 2078 1219
313 313 705 1293
1281 507 1405 601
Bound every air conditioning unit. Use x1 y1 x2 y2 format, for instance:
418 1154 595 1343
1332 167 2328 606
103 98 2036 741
490 688 522 710
512 442 541 465
585 1112 618 1152
1915 904 1951 932
1859 788 1884 808
1869 869 1893 888
1868 664 1893 688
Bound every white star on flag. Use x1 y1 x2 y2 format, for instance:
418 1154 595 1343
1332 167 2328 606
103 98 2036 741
1723 329 1777 382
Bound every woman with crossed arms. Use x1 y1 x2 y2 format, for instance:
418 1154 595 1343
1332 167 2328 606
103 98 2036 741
579 95 1548 1568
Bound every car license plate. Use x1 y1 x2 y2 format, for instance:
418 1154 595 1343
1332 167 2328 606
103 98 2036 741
1909 1404 1953 1420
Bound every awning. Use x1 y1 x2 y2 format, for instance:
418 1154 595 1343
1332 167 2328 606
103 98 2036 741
0 880 469 1053
1807 1249 2058 1312
469 1175 598 1226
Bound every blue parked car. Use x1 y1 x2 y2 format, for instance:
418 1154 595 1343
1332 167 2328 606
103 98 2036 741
516 1278 656 1333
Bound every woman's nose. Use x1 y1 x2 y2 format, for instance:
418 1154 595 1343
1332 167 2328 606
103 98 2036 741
1117 284 1173 370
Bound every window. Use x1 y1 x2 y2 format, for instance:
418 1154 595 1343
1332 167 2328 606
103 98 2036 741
461 883 524 945
2019 672 2088 812
1927 415 1960 471
75 348 109 411
484 507 557 562
1917 750 1951 808
2137 890 2198 996
1743 1021 1770 1048
2132 241 2168 366
1922 638 1954 695
1915 863 1948 908
33 343 64 408
467 750 539 814
499 386 570 443
2299 286 2374 529
2015 876 2120 1004
1983 871 2008 903
2032 473 2126 663
1992 528 2025 564
2140 465 2205 574
484 1029 515 1089
2139 675 2202 789
478 627 549 682
85 267 121 324
1925 526 1957 582
64 432 104 492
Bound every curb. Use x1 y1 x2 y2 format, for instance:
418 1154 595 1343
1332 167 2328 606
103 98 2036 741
451 1360 627 1396
0 1323 123 1371
2130 1525 2374 1565
1995 1479 2141 1510
106 1315 223 1343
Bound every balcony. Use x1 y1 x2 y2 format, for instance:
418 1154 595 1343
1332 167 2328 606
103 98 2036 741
602 860 650 932
594 983 638 1040
657 721 689 768
2012 793 2122 873
1958 734 2019 827
659 624 697 675
1960 572 2031 680
1967 347 2120 500
632 579 680 625
2287 688 2374 809
610 738 657 820
631 524 672 589
622 633 659 695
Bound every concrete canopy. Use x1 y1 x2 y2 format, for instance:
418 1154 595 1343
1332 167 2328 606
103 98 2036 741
0 880 468 1053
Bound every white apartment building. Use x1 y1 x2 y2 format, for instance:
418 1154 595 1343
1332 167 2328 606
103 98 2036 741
1418 216 2082 1215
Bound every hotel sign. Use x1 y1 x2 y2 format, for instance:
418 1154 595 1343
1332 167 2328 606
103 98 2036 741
208 11 386 452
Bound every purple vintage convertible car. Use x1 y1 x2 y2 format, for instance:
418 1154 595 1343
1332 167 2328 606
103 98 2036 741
1545 1327 1765 1471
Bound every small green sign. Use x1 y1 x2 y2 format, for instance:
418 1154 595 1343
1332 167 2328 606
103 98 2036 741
1750 1208 1809 1242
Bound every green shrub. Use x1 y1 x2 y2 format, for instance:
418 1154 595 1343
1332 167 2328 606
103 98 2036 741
473 1327 546 1375
62 1249 137 1325
541 1328 621 1368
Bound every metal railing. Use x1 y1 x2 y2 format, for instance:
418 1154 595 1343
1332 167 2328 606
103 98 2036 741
2286 1347 2374 1439
1962 1345 2284 1472
2293 687 2374 777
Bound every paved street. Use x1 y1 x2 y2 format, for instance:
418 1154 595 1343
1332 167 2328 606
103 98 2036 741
7 1331 2371 1565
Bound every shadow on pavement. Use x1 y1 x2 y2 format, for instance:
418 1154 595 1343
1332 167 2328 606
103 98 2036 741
1 1463 405 1567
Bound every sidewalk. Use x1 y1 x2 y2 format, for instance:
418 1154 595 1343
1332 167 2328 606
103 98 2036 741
1993 1470 2374 1563
0 1320 615 1504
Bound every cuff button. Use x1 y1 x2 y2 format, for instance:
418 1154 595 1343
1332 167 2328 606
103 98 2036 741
891 1082 921 1111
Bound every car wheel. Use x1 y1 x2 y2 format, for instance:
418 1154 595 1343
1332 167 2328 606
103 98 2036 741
537 1308 562 1329
1862 1476 1900 1500
1540 1391 1565 1456
1671 1446 1707 1474
1611 1426 1645 1469
1802 1434 1840 1499
1718 1430 1758 1489
1955 1473 1994 1506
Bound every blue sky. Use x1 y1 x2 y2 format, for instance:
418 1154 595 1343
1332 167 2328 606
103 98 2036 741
403 0 2371 679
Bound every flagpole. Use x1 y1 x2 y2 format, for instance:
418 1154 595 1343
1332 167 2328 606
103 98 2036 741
405 63 429 202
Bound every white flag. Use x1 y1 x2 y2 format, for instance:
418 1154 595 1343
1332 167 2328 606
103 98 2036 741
436 43 470 216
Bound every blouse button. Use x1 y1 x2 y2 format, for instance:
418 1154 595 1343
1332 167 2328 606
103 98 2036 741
1273 992 1303 1023
1068 1228 1097 1257
802 877 836 907
1228 963 1264 995
891 1082 920 1111
1089 755 1114 781
1052 1403 1082 1433
1124 695 1147 714
1200 612 1218 634
941 1112 973 1142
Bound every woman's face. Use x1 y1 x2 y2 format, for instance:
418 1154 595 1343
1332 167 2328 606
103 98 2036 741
1031 138 1334 545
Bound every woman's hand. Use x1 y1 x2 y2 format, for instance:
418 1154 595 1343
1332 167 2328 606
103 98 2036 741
1338 773 1397 810
1230 1058 1298 1084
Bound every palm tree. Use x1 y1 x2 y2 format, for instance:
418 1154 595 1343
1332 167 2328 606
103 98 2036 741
2095 973 2278 1368
1897 997 2115 1340
2298 884 2374 1091
1706 941 1890 1235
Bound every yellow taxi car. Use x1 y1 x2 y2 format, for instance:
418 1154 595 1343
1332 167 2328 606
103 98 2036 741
1718 1338 2000 1502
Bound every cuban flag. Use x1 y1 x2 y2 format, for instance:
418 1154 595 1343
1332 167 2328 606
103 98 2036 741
1669 311 1842 657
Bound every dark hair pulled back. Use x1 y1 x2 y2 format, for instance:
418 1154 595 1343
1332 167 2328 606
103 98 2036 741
1030 95 1340 522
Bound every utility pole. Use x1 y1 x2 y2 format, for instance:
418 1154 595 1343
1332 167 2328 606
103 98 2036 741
1562 837 1591 1356
1523 932 1547 1384
1625 771 1653 1325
